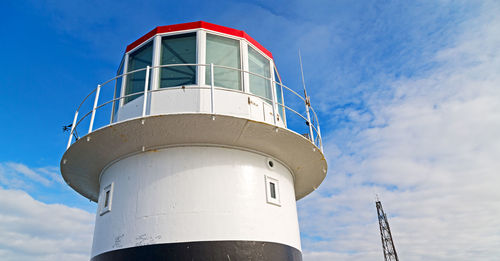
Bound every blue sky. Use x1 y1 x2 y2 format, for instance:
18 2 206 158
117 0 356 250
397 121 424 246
1 0 500 260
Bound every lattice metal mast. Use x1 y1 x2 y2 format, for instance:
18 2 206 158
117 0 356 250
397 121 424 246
376 199 399 261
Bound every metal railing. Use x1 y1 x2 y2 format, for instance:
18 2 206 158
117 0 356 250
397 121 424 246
66 64 323 151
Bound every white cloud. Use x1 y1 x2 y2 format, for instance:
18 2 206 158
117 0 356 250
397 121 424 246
0 163 64 189
4 163 52 187
299 1 500 260
0 187 94 261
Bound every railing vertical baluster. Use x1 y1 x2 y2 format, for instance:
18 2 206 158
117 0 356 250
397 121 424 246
88 84 101 134
270 78 277 126
305 99 314 142
142 66 150 117
110 78 118 124
317 123 323 151
280 84 287 127
210 63 215 114
67 111 79 149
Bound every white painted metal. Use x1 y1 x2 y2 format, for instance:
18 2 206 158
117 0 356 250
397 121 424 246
150 35 162 91
150 88 201 114
66 111 79 149
109 90 117 124
61 114 326 202
315 114 324 151
196 30 206 86
115 94 144 122
270 61 277 125
88 84 101 134
142 66 150 117
91 146 301 257
210 63 215 114
305 103 313 141
119 54 129 107
281 83 287 126
211 90 251 118
241 41 250 93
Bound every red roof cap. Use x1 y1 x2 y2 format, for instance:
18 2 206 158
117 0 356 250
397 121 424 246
126 21 273 59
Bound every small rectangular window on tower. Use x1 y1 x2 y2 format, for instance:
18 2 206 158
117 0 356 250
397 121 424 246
104 190 110 207
100 183 114 216
269 182 276 199
265 176 280 206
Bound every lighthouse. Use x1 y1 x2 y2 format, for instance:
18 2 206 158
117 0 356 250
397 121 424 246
61 21 327 260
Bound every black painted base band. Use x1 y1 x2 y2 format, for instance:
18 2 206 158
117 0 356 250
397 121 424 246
91 240 302 261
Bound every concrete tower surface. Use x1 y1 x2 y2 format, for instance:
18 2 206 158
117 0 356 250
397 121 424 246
61 21 327 261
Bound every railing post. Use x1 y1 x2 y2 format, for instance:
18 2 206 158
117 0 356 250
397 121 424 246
66 111 79 149
210 63 215 114
110 75 121 124
88 84 101 134
270 79 277 126
110 92 116 125
317 123 323 151
281 84 287 128
142 66 150 117
305 97 314 142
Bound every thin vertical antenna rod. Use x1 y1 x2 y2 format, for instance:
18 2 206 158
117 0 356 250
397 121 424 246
376 199 399 261
298 49 314 141
299 49 308 98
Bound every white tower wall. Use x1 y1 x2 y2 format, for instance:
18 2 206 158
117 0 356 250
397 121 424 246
91 146 301 258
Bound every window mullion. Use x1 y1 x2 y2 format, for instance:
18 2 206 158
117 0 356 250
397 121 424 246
151 35 162 91
241 41 249 93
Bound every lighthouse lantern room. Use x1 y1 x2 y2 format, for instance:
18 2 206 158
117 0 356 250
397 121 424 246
61 21 327 261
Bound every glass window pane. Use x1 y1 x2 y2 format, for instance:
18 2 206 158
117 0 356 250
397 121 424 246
270 182 276 199
160 33 197 88
275 71 284 120
104 190 110 207
125 42 153 103
206 34 241 90
248 47 271 102
112 57 124 122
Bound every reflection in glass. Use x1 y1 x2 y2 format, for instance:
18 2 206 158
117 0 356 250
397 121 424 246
248 47 271 102
160 33 197 88
206 34 241 90
125 42 153 103
274 71 285 121
112 56 124 122
270 182 276 199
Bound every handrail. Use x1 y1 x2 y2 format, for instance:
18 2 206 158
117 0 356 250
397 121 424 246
66 63 323 151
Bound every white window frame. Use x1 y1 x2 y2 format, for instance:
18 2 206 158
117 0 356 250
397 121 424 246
99 182 114 216
247 45 274 106
269 59 278 122
121 38 155 106
157 29 200 88
204 30 244 91
241 41 250 93
265 176 281 206
151 35 162 91
119 53 129 107
197 30 206 87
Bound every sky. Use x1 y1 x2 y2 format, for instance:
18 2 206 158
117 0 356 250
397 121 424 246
1 0 499 260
